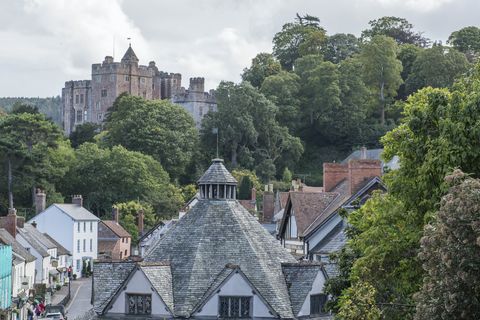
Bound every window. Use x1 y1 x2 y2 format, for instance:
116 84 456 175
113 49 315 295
75 94 79 104
77 222 80 232
95 102 100 110
83 222 86 232
97 113 103 120
124 249 127 256
126 294 151 315
120 252 123 259
76 110 83 123
219 296 251 318
80 94 84 103
110 74 115 82
76 259 81 271
101 89 107 97
95 75 101 83
90 222 93 232
199 106 203 116
77 240 80 253
83 239 86 252
90 239 93 252
310 294 327 315
125 75 130 81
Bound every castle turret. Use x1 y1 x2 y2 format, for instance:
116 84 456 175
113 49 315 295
197 158 237 200
121 45 139 65
189 77 205 92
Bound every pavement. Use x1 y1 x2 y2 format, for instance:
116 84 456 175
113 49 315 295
64 278 93 319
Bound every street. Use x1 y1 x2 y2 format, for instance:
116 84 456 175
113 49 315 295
66 278 93 319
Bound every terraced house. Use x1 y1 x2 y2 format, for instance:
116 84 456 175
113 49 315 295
93 159 332 319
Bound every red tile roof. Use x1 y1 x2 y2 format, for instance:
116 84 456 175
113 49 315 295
102 220 131 238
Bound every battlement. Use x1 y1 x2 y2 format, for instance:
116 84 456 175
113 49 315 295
189 77 205 92
64 80 91 88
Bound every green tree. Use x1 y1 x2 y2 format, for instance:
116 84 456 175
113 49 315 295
359 35 403 125
62 143 183 216
414 170 480 320
69 122 101 148
104 94 198 181
11 102 39 114
448 26 480 62
322 33 361 64
200 82 303 180
0 113 63 213
361 16 429 47
337 282 382 320
238 175 253 200
231 169 262 195
260 71 301 129
272 14 326 70
241 53 282 88
113 201 157 245
405 44 470 95
396 44 422 100
282 167 292 184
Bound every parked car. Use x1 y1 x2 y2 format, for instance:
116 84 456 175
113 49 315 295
43 305 67 320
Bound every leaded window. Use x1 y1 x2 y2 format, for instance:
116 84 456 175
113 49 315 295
310 293 327 315
219 296 251 318
126 294 152 315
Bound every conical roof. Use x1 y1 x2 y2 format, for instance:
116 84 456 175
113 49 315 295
197 158 237 184
121 45 139 63
144 200 297 318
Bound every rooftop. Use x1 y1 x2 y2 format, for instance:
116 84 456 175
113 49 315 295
0 228 36 262
197 158 237 184
51 204 100 221
101 220 131 238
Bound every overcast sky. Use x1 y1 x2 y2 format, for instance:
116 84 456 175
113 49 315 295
0 0 479 97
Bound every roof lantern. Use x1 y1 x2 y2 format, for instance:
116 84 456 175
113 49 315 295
197 159 237 200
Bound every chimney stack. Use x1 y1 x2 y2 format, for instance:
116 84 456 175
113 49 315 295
323 163 349 192
251 187 256 202
35 189 46 214
2 208 18 238
72 195 83 207
112 207 119 224
360 146 368 159
348 159 382 195
137 209 144 235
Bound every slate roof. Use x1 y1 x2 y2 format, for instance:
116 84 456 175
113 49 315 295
282 263 324 317
51 204 100 221
144 199 297 318
310 223 347 255
42 233 71 256
282 192 339 237
93 261 136 314
197 158 237 184
342 148 400 170
102 221 131 238
279 192 289 209
0 228 36 262
121 45 139 63
138 221 165 242
140 262 174 312
17 224 56 257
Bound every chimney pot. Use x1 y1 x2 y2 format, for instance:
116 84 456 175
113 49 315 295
360 147 368 160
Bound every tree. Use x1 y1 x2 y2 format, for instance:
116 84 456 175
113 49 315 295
11 102 39 114
241 53 282 88
231 169 262 196
0 113 63 213
405 45 470 95
448 26 480 62
337 282 382 320
322 33 361 64
282 167 292 184
200 82 303 180
396 44 422 100
69 122 101 148
104 94 198 181
62 143 183 216
359 35 403 125
272 14 326 70
361 16 429 47
414 170 480 320
238 175 253 200
260 71 301 129
113 201 157 245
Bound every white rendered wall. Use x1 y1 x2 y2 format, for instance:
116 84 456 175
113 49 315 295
107 269 171 316
29 206 74 253
72 220 98 277
16 233 47 284
195 273 273 318
297 271 326 317
25 261 35 290
12 263 23 297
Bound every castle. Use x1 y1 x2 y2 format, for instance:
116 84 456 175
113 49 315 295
62 45 216 135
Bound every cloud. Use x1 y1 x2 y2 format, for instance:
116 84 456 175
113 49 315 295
367 0 455 12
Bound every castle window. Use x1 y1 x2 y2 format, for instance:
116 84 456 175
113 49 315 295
98 113 103 120
101 89 107 97
76 110 83 123
95 102 100 110
199 106 203 116
95 75 101 83
141 77 145 84
80 94 84 104
219 296 251 318
110 74 115 82
310 294 327 315
75 95 79 104
126 294 152 315
125 75 130 81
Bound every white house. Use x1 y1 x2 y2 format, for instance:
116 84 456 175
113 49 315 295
28 195 99 278
16 224 56 285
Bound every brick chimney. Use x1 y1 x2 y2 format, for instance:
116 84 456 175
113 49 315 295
262 192 274 223
348 159 382 195
35 189 46 214
360 146 368 159
2 208 17 238
137 209 144 235
72 195 83 207
112 207 119 224
323 163 349 192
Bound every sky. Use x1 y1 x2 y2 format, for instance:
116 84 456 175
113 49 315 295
0 0 479 97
